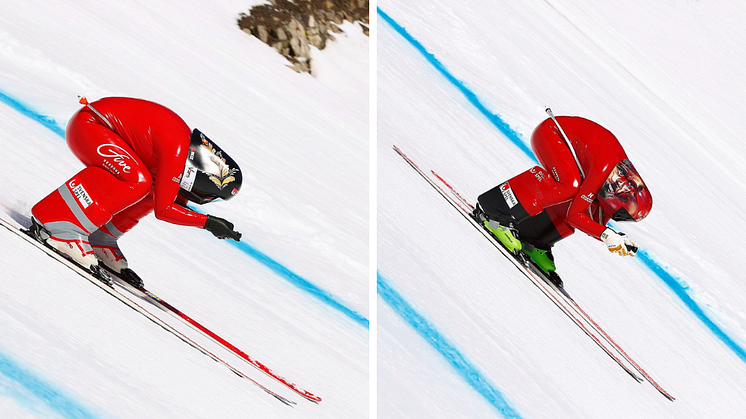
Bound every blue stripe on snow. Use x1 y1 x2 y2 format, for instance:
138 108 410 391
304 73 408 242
380 8 746 361
0 350 102 419
636 249 746 363
377 7 537 163
0 90 367 329
0 90 65 138
230 239 369 328
377 272 523 419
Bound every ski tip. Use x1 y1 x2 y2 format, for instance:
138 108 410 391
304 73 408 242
78 95 89 105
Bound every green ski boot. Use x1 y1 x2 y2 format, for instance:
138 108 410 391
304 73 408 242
521 246 556 274
521 244 563 288
483 220 522 252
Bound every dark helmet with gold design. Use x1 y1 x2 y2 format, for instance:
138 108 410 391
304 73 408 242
178 129 242 204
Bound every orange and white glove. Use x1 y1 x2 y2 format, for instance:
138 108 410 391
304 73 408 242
600 228 638 257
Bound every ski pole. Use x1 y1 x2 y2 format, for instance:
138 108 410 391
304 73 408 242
545 107 585 179
78 96 115 131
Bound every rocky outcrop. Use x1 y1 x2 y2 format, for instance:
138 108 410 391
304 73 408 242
238 0 368 73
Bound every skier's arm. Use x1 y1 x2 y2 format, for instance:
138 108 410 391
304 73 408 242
566 211 607 239
565 174 609 239
566 177 637 256
151 146 208 228
152 165 208 227
152 145 241 241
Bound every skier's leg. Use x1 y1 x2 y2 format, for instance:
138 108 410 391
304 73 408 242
90 193 154 272
31 119 152 268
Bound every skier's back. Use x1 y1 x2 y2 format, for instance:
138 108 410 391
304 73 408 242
474 115 653 287
30 97 244 287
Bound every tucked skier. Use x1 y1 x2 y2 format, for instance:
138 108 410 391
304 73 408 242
473 114 652 288
29 97 243 288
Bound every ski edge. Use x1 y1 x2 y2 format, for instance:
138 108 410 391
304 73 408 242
0 213 297 406
112 277 321 403
392 145 662 385
413 147 676 401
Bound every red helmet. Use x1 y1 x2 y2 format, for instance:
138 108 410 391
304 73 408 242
598 159 652 222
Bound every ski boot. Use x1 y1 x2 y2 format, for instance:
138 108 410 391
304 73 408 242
521 244 563 289
28 218 113 286
473 205 523 252
89 229 144 290
470 203 521 249
484 219 523 252
116 268 145 290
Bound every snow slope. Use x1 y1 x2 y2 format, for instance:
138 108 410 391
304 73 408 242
378 1 746 418
0 1 368 418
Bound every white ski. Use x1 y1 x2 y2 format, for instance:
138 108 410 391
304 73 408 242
393 145 674 401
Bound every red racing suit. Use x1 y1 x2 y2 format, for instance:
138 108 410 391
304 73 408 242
32 97 207 245
478 116 628 247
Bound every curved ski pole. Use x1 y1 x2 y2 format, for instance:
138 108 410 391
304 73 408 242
545 107 585 179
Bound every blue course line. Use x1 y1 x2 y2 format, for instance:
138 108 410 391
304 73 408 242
637 249 746 363
230 239 369 328
0 350 102 419
380 8 746 361
0 90 367 329
377 7 537 163
377 272 523 419
0 90 65 137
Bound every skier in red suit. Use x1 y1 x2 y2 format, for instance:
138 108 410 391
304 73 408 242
473 115 653 287
29 97 243 287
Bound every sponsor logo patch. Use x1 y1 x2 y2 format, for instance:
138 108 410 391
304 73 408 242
530 167 546 182
97 144 138 175
69 180 93 209
500 182 518 208
180 165 197 192
551 167 560 182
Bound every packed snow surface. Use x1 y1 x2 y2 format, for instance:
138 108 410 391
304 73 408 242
378 1 746 418
0 0 368 418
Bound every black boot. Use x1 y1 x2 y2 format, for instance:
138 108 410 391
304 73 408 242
27 217 50 243
89 264 114 287
118 268 145 290
545 271 563 289
471 203 487 223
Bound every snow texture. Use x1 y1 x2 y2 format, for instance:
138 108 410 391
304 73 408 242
0 0 367 418
378 1 746 418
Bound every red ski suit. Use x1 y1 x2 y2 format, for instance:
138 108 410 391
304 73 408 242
32 97 207 245
507 116 628 243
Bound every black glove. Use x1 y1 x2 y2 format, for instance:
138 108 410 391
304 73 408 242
204 215 242 241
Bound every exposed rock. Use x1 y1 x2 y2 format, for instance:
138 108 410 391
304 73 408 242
238 0 368 74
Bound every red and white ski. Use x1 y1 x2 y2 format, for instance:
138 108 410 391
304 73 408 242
112 277 321 403
0 211 303 406
393 145 674 401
